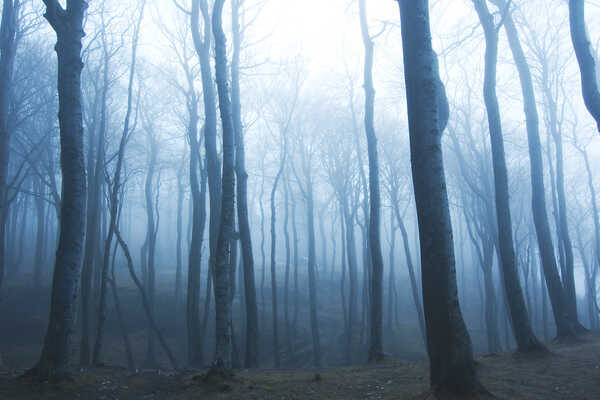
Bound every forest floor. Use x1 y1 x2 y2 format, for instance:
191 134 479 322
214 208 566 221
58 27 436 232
1 333 600 400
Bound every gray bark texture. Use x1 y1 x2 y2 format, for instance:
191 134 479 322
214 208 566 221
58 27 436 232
29 0 88 381
397 0 482 394
492 0 576 339
568 0 600 132
212 0 235 371
231 0 258 369
473 0 544 353
358 0 384 363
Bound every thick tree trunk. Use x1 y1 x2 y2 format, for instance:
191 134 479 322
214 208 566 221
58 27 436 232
568 0 600 132
212 0 235 371
493 0 576 340
0 0 18 298
397 0 482 394
473 0 544 352
28 0 88 381
231 0 258 368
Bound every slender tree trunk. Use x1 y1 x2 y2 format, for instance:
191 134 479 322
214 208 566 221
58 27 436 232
92 1 143 365
473 0 545 352
260 174 266 331
33 180 47 290
231 0 258 368
142 131 158 367
397 0 482 394
114 227 178 370
393 203 425 344
175 167 184 306
191 0 221 317
493 0 576 339
339 205 348 359
283 175 292 361
305 188 321 367
269 140 286 367
540 59 581 330
387 216 396 331
291 179 299 360
359 0 384 362
187 100 208 367
343 203 357 364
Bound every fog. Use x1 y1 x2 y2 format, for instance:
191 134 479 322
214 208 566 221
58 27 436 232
0 0 600 394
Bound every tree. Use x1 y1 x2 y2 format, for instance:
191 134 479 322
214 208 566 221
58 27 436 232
358 0 384 363
568 0 600 132
212 0 235 371
396 0 483 394
472 0 545 353
231 0 258 368
27 0 89 381
0 0 20 300
491 0 577 339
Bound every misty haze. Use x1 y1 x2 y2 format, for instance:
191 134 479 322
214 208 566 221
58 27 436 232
1 0 600 399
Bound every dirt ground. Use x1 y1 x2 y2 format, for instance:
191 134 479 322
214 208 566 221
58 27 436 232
1 333 599 400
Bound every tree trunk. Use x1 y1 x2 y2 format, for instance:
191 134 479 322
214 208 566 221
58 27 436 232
33 179 47 291
397 0 481 394
283 175 292 361
358 0 384 363
231 0 258 368
343 202 357 364
187 100 208 367
568 0 600 132
473 0 545 352
493 0 576 340
538 51 582 330
393 204 426 344
0 0 18 301
142 129 159 367
191 0 221 308
305 188 321 367
92 0 142 364
269 139 286 367
28 0 88 381
212 0 235 371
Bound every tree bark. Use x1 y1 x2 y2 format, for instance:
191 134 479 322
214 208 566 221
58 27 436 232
358 0 384 363
397 0 482 394
492 0 576 340
212 0 235 371
0 0 19 298
28 0 88 381
231 0 258 368
473 0 545 352
568 0 600 132
269 137 286 367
